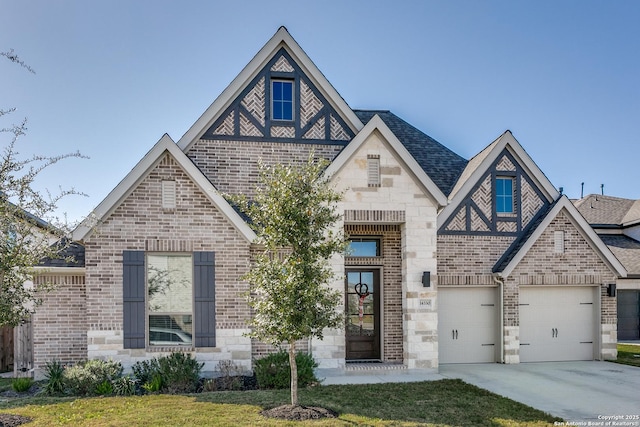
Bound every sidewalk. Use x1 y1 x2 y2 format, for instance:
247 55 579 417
316 363 443 385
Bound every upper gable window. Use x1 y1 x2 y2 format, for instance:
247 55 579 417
272 80 293 121
496 177 514 214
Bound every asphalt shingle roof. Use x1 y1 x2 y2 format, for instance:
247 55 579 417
39 239 85 268
354 110 468 197
573 194 636 225
599 235 640 276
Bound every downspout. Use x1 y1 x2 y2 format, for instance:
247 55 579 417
493 275 505 364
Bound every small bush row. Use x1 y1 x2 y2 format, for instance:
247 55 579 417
254 350 318 389
42 353 201 397
39 350 318 396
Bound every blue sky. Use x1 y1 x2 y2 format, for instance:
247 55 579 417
1 0 639 222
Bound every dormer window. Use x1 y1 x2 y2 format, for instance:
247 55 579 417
272 80 293 121
496 177 514 214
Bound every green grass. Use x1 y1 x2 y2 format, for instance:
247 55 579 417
0 379 561 426
0 377 12 393
617 343 640 367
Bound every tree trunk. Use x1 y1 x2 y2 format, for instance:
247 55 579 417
289 340 298 406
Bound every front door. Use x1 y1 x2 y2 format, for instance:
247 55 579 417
345 269 380 360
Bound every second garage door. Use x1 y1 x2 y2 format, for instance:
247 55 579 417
519 286 596 362
438 287 499 364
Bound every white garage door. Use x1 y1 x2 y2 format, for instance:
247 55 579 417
438 287 499 364
519 286 596 362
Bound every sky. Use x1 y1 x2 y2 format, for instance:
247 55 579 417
1 0 639 223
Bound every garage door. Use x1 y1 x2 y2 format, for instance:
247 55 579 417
439 287 499 364
618 290 640 340
519 287 596 362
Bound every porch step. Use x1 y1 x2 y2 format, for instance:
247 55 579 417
344 362 406 372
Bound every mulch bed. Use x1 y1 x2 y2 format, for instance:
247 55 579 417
0 414 32 427
261 404 337 421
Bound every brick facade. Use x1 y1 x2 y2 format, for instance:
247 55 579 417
345 224 403 362
32 273 87 374
187 139 344 197
27 30 624 374
83 153 253 371
439 209 619 363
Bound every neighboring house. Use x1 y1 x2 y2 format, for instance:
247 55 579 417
574 194 640 341
28 27 626 377
0 199 85 375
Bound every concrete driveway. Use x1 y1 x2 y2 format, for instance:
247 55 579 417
440 361 640 423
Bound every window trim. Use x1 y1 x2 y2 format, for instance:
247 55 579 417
348 237 382 257
146 252 194 347
122 250 216 350
271 79 294 121
495 176 515 215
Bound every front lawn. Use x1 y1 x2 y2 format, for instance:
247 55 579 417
0 379 561 426
617 343 640 367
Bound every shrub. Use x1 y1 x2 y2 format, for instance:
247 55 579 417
11 377 33 393
43 360 65 395
158 352 203 393
142 375 163 393
131 358 161 387
254 351 318 389
63 359 123 396
203 360 244 391
112 376 137 396
95 380 113 396
133 353 203 394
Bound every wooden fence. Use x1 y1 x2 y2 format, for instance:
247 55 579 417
0 325 13 373
13 320 33 377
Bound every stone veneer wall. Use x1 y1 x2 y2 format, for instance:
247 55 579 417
186 140 344 197
345 224 403 362
32 273 87 376
84 153 253 372
319 130 439 370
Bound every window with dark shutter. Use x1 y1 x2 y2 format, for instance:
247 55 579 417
194 252 216 347
123 250 146 349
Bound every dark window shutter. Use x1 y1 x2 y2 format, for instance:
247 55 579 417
194 251 216 347
123 250 145 349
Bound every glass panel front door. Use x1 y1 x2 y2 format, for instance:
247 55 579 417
345 269 380 360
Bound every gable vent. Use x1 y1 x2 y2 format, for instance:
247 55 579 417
554 230 565 254
162 180 176 209
367 155 380 187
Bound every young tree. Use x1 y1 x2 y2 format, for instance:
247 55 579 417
1 49 86 326
232 154 345 406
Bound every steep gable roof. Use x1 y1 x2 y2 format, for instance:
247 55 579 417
324 114 448 207
72 134 256 243
178 27 363 151
354 110 467 197
439 130 560 228
493 196 626 278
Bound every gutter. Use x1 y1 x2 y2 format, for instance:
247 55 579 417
493 275 505 364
